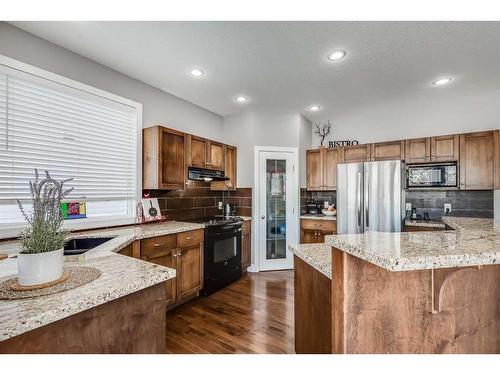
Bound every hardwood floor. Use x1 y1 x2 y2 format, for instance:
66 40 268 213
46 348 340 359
165 270 294 354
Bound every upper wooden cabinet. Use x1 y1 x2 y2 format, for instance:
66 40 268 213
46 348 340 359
211 145 237 191
306 148 341 191
431 134 459 162
370 140 405 161
188 135 225 170
459 131 495 190
405 137 431 163
306 149 323 190
405 134 459 164
188 135 208 169
341 144 370 163
143 126 186 190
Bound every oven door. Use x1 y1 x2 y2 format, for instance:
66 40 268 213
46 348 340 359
203 224 242 294
407 163 457 188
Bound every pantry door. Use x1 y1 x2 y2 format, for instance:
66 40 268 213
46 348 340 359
256 148 298 271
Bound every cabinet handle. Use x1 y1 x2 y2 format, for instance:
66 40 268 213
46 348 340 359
153 242 165 247
186 236 192 240
242 235 245 239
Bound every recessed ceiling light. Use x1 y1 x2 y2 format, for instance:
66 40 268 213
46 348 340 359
189 68 205 77
234 95 248 103
327 50 346 61
432 77 452 86
308 105 321 112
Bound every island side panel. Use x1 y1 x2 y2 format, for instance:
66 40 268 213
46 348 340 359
294 256 332 354
332 247 500 354
0 282 167 354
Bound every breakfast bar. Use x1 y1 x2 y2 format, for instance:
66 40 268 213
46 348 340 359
290 216 500 354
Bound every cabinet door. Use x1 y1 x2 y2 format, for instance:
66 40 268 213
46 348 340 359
306 149 323 190
431 134 459 162
211 145 237 191
405 138 430 164
459 131 494 190
300 229 319 244
371 140 405 161
241 222 251 270
341 144 370 163
323 148 339 190
189 135 208 168
208 141 224 170
141 248 177 307
160 128 186 189
177 244 203 301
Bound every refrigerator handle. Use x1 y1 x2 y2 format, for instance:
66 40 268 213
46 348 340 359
364 168 369 229
357 171 362 228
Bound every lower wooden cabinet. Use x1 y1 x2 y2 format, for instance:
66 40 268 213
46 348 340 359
241 220 251 272
300 219 336 244
138 229 204 309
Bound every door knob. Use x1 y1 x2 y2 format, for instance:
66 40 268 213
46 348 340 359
261 215 265 219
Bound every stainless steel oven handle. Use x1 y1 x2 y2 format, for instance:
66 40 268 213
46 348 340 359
357 171 362 228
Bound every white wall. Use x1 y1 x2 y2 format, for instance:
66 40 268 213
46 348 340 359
0 22 224 140
298 115 312 187
311 89 500 147
222 110 311 188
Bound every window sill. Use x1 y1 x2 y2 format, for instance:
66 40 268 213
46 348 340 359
0 217 137 240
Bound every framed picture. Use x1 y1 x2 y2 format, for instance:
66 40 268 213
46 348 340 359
141 198 161 220
61 201 87 220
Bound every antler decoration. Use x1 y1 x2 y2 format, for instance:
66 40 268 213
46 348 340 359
314 120 332 146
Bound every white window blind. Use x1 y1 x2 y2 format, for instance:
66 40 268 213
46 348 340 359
0 68 138 203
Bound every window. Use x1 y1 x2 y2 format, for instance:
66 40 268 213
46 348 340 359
0 56 142 236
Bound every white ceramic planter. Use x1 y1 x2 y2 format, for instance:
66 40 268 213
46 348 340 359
17 248 64 286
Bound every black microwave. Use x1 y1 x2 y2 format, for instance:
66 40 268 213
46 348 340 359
406 162 458 188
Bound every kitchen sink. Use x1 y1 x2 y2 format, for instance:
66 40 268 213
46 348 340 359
63 237 115 255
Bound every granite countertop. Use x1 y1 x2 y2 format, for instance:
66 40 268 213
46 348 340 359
289 243 332 279
0 220 205 342
290 216 500 275
404 219 446 229
300 214 336 221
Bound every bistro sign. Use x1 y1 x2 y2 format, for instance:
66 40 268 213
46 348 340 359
328 140 359 148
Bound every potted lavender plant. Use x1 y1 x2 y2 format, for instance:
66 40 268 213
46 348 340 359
16 170 73 286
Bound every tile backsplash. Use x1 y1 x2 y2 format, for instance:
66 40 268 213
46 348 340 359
146 182 252 221
405 190 493 219
300 188 493 219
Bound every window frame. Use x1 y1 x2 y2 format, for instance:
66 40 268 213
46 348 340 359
0 55 143 239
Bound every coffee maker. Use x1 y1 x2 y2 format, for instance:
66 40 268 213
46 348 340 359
306 199 321 215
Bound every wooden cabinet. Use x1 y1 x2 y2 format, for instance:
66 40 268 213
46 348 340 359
306 148 340 191
211 145 237 191
143 126 186 190
341 144 370 163
459 131 495 190
370 140 405 161
209 141 224 170
140 229 204 308
241 220 251 272
188 135 209 168
405 134 459 164
431 134 459 162
188 136 225 170
405 137 431 163
306 149 323 190
300 219 336 244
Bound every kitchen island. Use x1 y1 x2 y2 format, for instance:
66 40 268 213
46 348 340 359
290 216 500 354
0 221 204 353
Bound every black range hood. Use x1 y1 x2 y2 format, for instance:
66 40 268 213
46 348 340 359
188 167 229 182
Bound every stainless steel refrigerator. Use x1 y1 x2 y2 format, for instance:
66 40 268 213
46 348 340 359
336 160 405 234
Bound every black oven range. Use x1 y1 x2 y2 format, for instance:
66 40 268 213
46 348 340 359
185 216 243 295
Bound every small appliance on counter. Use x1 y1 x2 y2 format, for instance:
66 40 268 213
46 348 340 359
306 199 321 215
222 203 236 217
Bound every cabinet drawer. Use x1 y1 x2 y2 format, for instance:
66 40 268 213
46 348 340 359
300 219 336 232
141 234 177 258
177 229 204 248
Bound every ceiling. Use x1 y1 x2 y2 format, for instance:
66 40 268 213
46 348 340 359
10 21 500 122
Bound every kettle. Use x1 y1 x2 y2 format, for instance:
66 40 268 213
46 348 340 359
223 203 236 217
